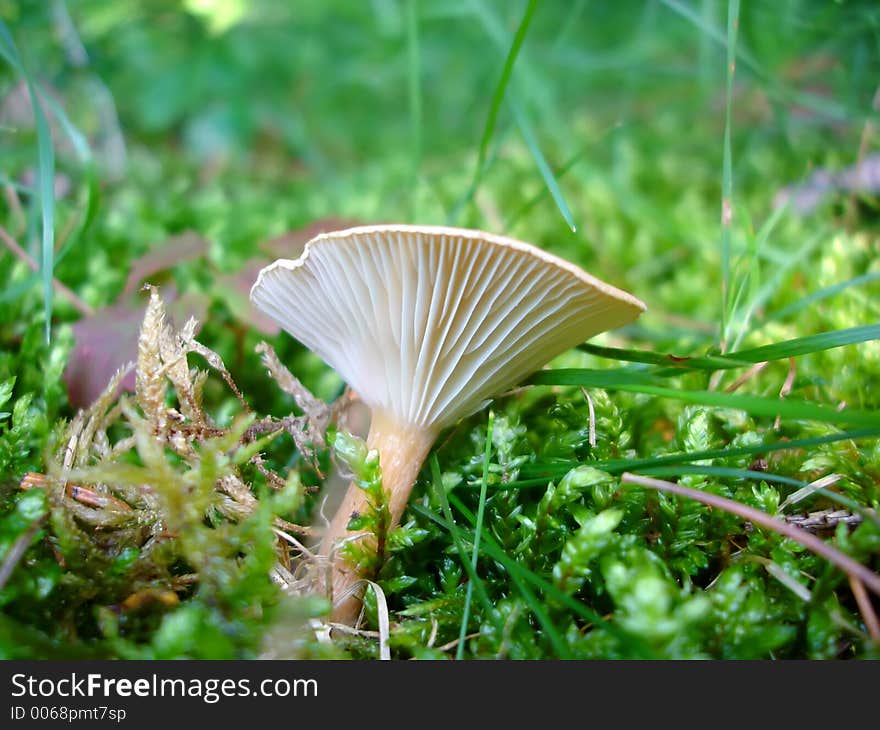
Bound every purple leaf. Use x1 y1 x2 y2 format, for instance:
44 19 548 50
64 287 209 408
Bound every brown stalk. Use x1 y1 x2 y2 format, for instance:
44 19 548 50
0 224 93 316
0 516 45 592
724 361 768 393
848 575 880 642
3 184 26 233
620 472 880 598
774 357 797 429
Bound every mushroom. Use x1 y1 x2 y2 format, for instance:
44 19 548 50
250 224 645 624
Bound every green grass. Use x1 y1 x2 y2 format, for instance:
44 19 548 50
1 0 879 660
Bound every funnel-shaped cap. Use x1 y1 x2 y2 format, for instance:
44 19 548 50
251 225 644 431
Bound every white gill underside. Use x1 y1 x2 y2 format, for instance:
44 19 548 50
251 228 642 431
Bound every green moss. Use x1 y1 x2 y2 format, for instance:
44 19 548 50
2 0 879 659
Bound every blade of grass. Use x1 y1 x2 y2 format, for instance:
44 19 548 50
635 465 877 525
457 411 494 659
444 493 655 658
508 99 577 232
761 272 880 326
729 325 880 362
779 473 844 511
0 19 20 70
413 497 576 658
32 80 55 345
550 0 587 55
725 200 789 343
660 0 854 121
580 325 880 375
506 145 586 230
529 372 880 427
467 0 576 232
406 0 422 221
0 176 33 194
446 129 509 225
577 342 751 371
519 426 880 480
660 0 754 68
428 455 501 638
0 225 93 316
471 455 878 528
495 469 867 525
529 367 663 387
504 561 571 658
505 121 625 231
35 84 99 267
0 21 57 343
718 0 739 348
729 228 826 351
0 516 44 592
456 0 538 219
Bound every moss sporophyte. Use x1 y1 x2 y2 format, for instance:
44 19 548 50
250 224 645 625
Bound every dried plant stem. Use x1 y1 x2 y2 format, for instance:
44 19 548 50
774 357 797 429
3 184 25 233
436 632 481 653
320 413 435 625
848 575 880 642
0 224 93 316
724 361 768 393
580 388 597 447
0 516 44 591
621 472 880 598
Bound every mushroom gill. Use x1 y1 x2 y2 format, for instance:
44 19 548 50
251 224 645 625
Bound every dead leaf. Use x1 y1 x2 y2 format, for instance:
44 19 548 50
219 219 366 334
774 153 880 215
64 286 208 408
216 258 280 335
123 231 209 296
260 218 364 259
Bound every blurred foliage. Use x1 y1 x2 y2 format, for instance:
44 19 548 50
1 0 879 659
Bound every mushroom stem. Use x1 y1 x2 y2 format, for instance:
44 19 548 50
320 411 436 625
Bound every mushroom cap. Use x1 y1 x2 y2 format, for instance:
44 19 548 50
251 224 645 431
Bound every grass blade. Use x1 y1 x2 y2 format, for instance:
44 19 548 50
504 122 625 231
729 325 880 362
660 0 854 121
635 465 878 525
32 92 56 345
729 228 826 351
580 325 880 375
34 84 99 268
464 0 539 214
530 367 663 388
406 0 422 221
413 498 577 658
482 463 878 527
520 426 880 479
531 372 880 427
578 342 751 371
444 493 654 658
504 562 571 658
429 456 501 641
509 99 577 232
719 0 739 347
725 200 789 344
0 20 56 343
762 272 880 325
457 411 494 659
